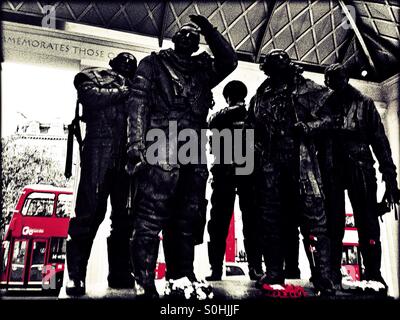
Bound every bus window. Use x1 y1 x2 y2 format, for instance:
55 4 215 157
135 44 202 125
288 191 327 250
345 215 355 228
342 246 359 265
49 238 66 263
56 194 73 218
22 193 55 217
341 251 347 265
0 242 10 275
347 246 359 264
10 240 27 282
29 241 47 282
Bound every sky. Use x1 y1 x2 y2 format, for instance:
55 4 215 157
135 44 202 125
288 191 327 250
1 61 77 137
0 58 265 139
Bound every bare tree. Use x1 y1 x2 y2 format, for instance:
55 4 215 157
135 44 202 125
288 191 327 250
1 136 73 228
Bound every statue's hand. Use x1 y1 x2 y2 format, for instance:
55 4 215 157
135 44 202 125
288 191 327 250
293 121 310 136
384 182 400 206
189 15 214 34
126 145 146 176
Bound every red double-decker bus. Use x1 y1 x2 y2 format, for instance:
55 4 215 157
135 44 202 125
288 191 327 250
0 185 73 295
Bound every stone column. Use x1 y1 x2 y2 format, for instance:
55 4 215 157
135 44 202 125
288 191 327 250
381 74 399 298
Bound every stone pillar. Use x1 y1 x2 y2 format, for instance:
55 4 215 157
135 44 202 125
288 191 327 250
381 75 399 298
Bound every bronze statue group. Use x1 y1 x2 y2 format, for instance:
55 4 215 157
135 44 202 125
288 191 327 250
64 15 400 299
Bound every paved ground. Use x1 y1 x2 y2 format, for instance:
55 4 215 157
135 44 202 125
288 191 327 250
1 279 396 319
54 278 310 300
52 278 387 300
1 278 390 301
